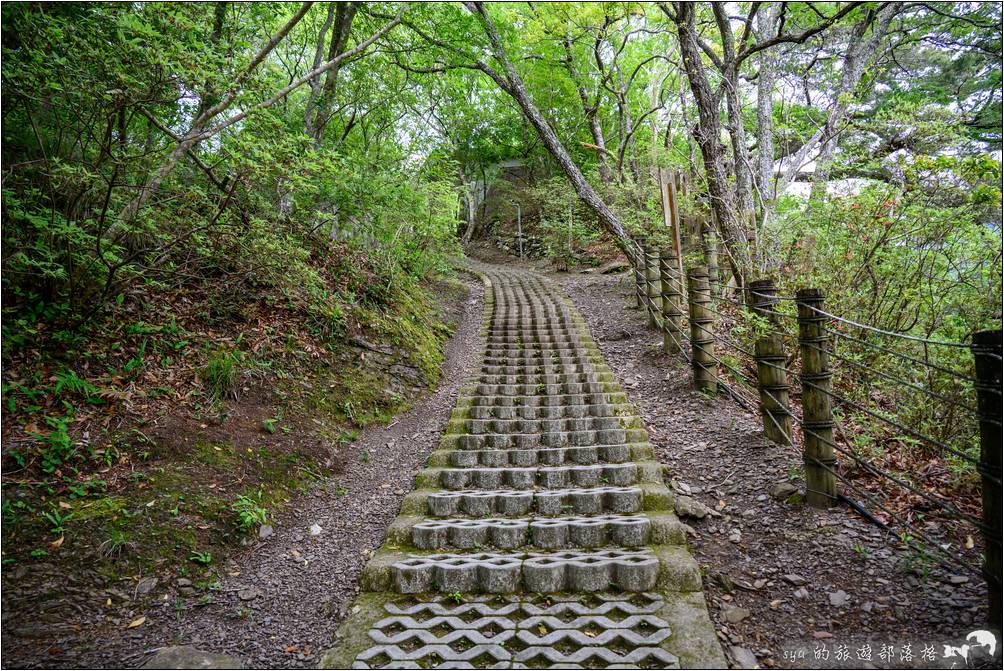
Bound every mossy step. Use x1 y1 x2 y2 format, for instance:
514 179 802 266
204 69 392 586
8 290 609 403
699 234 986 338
357 545 702 596
417 461 663 491
425 443 656 468
447 415 643 435
321 591 727 669
442 427 649 450
471 382 624 396
398 482 674 519
456 392 631 408
387 511 687 550
451 402 635 421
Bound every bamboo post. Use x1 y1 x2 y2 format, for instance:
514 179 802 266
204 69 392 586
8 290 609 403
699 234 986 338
751 279 791 444
645 243 661 327
971 329 1002 628
688 267 716 393
660 250 684 355
796 288 837 508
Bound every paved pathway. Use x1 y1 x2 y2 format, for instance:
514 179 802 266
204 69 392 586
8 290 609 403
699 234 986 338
322 264 724 669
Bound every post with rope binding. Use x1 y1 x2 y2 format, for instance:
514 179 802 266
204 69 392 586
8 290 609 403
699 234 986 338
660 249 683 355
688 267 716 393
751 279 792 445
797 288 837 508
971 329 1002 628
701 218 720 299
645 243 662 327
631 235 646 310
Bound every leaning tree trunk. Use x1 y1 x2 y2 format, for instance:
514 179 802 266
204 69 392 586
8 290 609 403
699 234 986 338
673 2 752 284
467 2 633 255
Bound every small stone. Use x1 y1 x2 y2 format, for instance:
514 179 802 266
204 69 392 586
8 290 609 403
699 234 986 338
730 645 758 668
140 645 242 669
828 590 850 607
728 531 742 544
393 489 405 495
258 525 274 540
309 524 322 536
756 494 767 502
238 587 259 601
176 578 193 587
769 482 799 500
947 575 969 585
136 577 158 595
724 606 751 623
753 579 767 589
782 574 807 586
714 573 735 593
794 587 809 599
675 495 710 519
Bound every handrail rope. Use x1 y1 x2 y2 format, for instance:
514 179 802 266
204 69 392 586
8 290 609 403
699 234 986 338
800 377 982 467
802 340 1002 429
758 397 988 530
800 443 985 577
805 303 979 348
825 327 990 388
689 322 760 390
810 341 991 420
761 396 989 572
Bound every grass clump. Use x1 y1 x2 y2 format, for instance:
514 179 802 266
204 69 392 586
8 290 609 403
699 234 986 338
201 349 241 400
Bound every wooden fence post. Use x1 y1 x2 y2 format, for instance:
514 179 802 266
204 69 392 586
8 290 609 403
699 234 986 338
660 250 683 355
645 243 661 328
796 288 837 508
751 279 791 445
971 329 1002 628
688 267 716 393
701 218 720 299
632 236 646 310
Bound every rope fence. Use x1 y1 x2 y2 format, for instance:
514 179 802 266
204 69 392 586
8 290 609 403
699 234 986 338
624 235 1003 627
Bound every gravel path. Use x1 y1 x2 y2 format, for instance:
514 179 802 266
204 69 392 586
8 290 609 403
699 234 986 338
550 266 990 669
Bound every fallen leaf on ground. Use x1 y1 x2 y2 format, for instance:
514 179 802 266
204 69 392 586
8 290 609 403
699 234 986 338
49 536 64 550
126 616 146 629
812 631 834 639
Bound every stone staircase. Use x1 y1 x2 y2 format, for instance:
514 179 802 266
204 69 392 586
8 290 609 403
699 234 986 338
321 264 724 669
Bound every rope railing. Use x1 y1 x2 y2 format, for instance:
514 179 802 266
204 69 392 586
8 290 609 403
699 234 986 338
625 241 1002 626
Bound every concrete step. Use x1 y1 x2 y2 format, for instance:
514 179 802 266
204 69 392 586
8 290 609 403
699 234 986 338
453 415 638 435
413 483 674 518
455 402 630 421
432 444 652 468
472 382 619 396
428 462 657 491
446 428 648 449
404 512 686 550
460 392 629 408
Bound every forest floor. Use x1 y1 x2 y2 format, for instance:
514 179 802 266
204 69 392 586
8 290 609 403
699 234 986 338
0 273 484 669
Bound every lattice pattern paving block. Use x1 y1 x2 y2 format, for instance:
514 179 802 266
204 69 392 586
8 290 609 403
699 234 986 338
425 487 643 518
411 514 651 550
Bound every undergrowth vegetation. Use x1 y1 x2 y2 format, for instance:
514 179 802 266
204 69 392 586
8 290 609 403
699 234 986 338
1 3 462 581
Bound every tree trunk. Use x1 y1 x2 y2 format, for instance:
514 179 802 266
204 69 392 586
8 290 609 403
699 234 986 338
305 2 359 145
468 2 632 254
811 3 902 196
673 2 752 283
